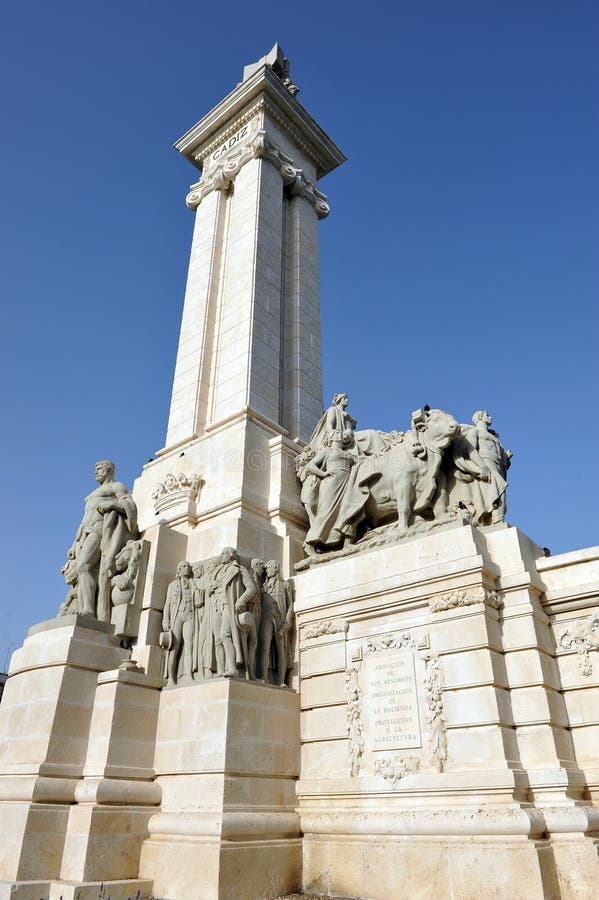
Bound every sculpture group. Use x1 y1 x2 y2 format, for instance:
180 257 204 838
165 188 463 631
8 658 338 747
160 548 295 686
59 460 140 620
296 395 512 554
57 405 510 677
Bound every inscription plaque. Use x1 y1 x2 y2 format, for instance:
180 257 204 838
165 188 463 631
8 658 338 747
363 649 422 751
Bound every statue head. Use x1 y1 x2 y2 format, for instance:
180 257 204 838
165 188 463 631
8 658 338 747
331 429 352 450
192 562 204 578
472 410 491 426
176 560 192 579
251 558 265 582
95 459 115 483
333 392 348 409
220 546 237 564
265 560 279 577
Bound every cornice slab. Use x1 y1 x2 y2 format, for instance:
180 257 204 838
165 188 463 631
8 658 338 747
174 65 346 179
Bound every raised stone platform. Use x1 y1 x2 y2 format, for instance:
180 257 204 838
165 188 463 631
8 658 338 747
139 678 301 900
294 524 599 899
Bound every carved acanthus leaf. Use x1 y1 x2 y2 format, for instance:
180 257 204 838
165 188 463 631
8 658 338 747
429 587 502 613
558 613 599 676
303 619 348 640
374 756 420 786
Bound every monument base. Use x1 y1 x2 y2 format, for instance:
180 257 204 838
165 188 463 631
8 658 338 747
0 617 130 888
295 523 599 899
138 677 301 900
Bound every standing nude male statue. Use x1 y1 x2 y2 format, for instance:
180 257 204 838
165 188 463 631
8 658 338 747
62 460 137 621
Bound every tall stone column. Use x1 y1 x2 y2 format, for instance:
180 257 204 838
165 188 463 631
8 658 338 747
130 46 345 672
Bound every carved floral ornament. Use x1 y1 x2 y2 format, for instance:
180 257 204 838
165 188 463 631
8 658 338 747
558 613 599 676
345 630 447 787
185 130 330 219
152 472 204 515
302 619 349 640
428 586 502 614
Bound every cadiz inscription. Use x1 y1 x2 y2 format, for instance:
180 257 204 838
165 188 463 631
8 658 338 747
363 650 422 751
211 125 250 162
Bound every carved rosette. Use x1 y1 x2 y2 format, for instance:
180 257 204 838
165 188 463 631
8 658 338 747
152 472 204 519
429 587 502 614
186 130 329 219
558 613 599 676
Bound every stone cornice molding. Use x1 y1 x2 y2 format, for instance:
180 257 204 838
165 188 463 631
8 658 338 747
193 96 325 175
174 64 346 179
186 130 330 219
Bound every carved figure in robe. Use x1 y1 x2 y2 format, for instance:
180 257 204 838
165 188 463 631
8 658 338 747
192 561 207 677
244 559 265 680
295 445 319 528
202 558 224 677
160 561 195 684
259 561 295 685
447 411 511 525
213 547 258 678
303 433 357 552
61 460 138 621
309 393 357 451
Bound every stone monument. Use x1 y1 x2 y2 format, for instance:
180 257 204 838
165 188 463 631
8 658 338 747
0 42 598 900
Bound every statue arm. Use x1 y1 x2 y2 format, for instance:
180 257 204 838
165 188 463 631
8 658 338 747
98 490 137 533
235 568 257 611
284 581 295 628
306 450 330 479
162 586 173 630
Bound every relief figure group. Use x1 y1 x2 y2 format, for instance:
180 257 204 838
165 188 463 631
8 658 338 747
160 547 295 686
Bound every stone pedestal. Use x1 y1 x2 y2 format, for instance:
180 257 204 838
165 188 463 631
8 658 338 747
0 616 129 899
139 678 301 900
294 524 599 899
52 664 162 900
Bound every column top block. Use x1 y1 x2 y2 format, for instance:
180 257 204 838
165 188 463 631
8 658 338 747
174 53 346 180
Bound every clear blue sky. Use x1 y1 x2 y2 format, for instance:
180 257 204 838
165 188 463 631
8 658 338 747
1 1 597 665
